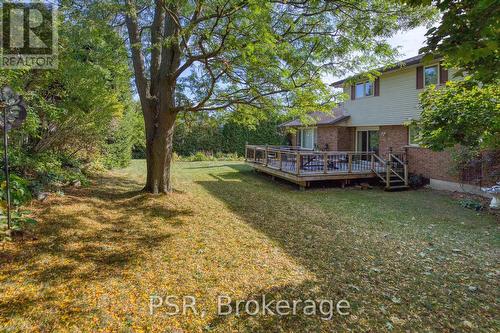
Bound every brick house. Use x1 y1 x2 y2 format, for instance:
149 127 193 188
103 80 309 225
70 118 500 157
278 55 495 193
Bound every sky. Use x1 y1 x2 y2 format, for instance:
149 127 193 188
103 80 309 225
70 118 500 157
324 25 429 84
389 25 429 60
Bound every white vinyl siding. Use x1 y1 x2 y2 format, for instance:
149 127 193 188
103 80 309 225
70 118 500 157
342 66 456 126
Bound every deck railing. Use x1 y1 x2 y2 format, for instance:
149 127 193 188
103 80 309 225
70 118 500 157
388 152 409 187
245 145 384 176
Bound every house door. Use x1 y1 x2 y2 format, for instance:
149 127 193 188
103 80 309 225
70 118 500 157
356 130 379 155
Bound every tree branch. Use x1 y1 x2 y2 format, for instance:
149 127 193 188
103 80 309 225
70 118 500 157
125 0 150 101
150 0 165 97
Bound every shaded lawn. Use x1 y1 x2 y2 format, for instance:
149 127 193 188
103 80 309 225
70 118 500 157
0 160 498 332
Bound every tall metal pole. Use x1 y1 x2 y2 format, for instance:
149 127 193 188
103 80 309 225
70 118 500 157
3 106 11 230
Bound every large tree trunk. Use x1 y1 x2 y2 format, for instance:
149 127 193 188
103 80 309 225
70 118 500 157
143 100 178 194
125 1 181 194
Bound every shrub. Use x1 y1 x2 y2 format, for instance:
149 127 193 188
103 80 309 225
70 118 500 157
0 173 37 240
0 174 32 207
173 151 243 162
172 114 287 157
0 209 37 241
214 152 243 161
188 151 215 162
408 174 429 189
459 199 484 211
102 108 144 169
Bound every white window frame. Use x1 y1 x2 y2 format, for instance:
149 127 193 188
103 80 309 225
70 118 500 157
355 81 374 98
424 64 439 87
408 125 420 147
299 127 317 150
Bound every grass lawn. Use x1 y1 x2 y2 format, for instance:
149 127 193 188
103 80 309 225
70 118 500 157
1 160 498 332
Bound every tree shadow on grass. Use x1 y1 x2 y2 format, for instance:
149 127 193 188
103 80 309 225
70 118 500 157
197 169 499 331
204 281 357 332
0 173 193 322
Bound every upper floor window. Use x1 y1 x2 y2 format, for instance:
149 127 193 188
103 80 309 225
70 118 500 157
424 65 438 86
355 81 373 98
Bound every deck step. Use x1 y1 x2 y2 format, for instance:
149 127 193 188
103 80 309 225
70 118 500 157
385 185 410 191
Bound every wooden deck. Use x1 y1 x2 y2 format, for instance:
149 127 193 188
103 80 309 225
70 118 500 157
245 145 392 188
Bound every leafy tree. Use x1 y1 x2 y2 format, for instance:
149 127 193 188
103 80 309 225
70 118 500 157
417 79 500 151
170 111 286 156
103 107 145 168
67 0 433 193
219 114 287 155
407 0 499 155
0 15 133 181
407 0 499 83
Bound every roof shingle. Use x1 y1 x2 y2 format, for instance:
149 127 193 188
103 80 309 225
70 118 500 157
278 109 349 127
331 54 431 86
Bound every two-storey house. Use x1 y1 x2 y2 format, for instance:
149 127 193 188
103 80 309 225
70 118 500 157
274 55 486 193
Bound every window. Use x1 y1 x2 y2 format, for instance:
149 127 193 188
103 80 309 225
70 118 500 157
355 81 373 98
424 65 438 86
365 81 373 96
356 130 379 154
355 83 365 98
408 125 420 146
300 128 316 149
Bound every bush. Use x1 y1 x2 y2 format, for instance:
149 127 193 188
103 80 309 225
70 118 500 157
0 174 32 207
171 114 287 157
214 152 242 161
173 151 243 162
459 199 484 211
408 174 429 189
102 108 144 169
191 151 214 161
0 18 134 192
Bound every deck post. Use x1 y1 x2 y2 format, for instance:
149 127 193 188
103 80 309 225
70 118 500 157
323 152 328 174
386 158 391 189
348 153 352 173
404 160 409 186
370 153 374 170
279 151 282 171
264 145 268 166
295 151 300 175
